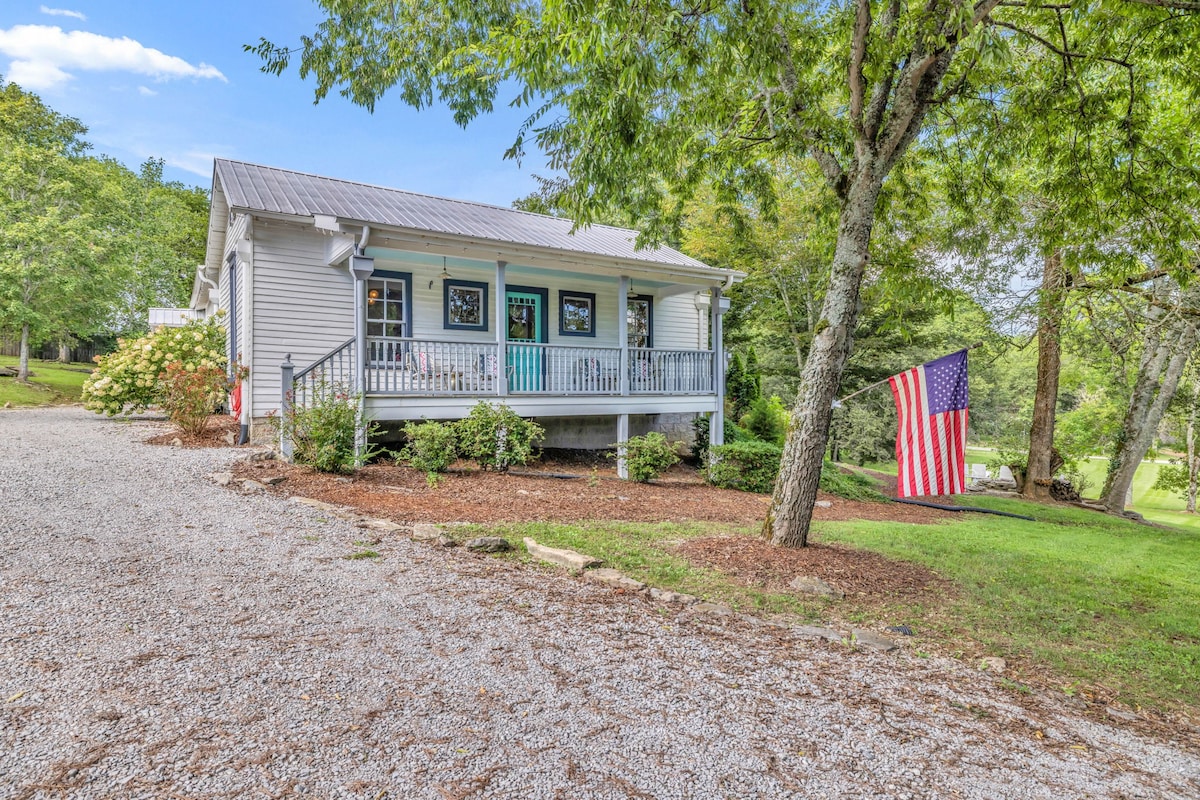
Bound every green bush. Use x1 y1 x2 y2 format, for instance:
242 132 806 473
400 420 458 485
741 395 789 445
707 440 783 493
83 317 227 416
456 402 543 471
620 432 680 482
692 415 710 463
818 462 886 502
272 382 377 473
159 361 229 436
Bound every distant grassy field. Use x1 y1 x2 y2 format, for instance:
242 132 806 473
863 447 1200 533
0 356 92 407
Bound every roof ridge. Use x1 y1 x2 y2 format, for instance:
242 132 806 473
215 158 651 242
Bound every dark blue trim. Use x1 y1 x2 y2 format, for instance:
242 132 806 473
629 294 654 348
507 285 549 343
443 279 490 331
558 290 597 337
372 270 414 337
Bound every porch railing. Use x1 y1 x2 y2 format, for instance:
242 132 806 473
286 337 356 409
363 337 713 396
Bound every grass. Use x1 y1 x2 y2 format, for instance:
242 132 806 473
453 495 1200 713
0 355 93 407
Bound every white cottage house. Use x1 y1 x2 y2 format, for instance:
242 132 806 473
192 160 743 467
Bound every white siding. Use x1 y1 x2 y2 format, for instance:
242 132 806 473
251 223 355 415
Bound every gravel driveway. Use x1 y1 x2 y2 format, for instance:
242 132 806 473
2 406 1198 799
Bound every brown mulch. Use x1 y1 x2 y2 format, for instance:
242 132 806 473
675 536 954 601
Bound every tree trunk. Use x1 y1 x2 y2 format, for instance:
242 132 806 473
1187 387 1198 514
1023 251 1066 501
766 176 881 548
1103 315 1198 513
57 340 70 363
17 323 31 382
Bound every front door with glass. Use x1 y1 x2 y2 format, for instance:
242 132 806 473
506 288 544 391
366 272 410 366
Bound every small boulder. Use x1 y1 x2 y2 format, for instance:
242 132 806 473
241 479 266 492
691 602 734 616
465 536 513 553
210 472 234 487
814 500 833 508
788 575 843 599
223 431 237 445
170 437 183 448
523 538 602 572
263 475 288 486
584 568 645 592
649 587 697 605
411 524 441 541
850 628 898 652
435 536 458 548
979 656 1007 674
360 518 404 533
246 450 276 462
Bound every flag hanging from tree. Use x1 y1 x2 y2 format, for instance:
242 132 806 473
888 349 970 498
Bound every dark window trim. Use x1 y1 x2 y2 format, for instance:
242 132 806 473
506 285 549 343
558 290 597 337
443 279 490 331
628 294 654 348
370 270 413 338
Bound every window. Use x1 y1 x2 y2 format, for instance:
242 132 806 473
627 295 653 348
558 290 596 337
366 271 411 339
444 279 489 330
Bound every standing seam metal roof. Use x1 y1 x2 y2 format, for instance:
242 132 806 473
214 159 721 272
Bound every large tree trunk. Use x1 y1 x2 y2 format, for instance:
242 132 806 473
766 176 881 548
1187 385 1198 514
1023 251 1066 501
1102 302 1169 500
17 323 31 382
57 340 70 363
1103 313 1198 513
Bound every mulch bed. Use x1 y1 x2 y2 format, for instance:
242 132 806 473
145 415 240 448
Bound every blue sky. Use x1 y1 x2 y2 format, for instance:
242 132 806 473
0 2 545 205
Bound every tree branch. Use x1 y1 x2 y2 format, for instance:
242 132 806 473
848 0 872 145
773 23 847 194
1121 0 1200 10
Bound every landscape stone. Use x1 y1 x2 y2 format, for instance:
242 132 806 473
788 575 844 599
584 568 645 592
979 657 1007 674
814 500 832 508
289 496 340 512
263 475 287 486
649 587 697 604
223 431 237 445
851 629 898 652
210 472 234 487
691 602 734 616
360 518 404 533
170 438 183 448
411 524 441 541
523 537 602 571
793 625 846 643
435 536 459 548
241 479 266 492
246 450 276 462
465 536 513 553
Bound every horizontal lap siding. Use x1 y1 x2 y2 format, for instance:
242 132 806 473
251 224 354 415
652 294 706 350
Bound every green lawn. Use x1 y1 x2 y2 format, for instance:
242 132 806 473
0 356 93 406
461 496 1200 713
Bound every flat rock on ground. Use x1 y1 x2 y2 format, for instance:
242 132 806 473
1 406 1198 799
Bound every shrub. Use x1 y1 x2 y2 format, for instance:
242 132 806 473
741 395 789 445
159 361 229 436
83 318 227 417
272 382 378 473
692 415 710 462
619 432 680 482
456 402 543 471
707 440 783 493
400 420 458 485
818 462 885 502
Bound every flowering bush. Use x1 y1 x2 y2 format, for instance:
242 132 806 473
271 381 378 473
160 361 230 436
83 319 227 417
456 402 543 471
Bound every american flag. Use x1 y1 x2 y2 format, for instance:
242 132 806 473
888 350 970 498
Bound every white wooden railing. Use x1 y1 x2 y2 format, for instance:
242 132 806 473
363 337 713 396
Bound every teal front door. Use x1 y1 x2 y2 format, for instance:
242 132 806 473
506 289 544 391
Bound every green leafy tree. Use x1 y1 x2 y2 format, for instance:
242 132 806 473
251 1 1200 546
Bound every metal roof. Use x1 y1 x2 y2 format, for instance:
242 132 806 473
214 159 726 274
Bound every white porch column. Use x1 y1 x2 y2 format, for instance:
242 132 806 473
618 275 630 397
496 260 507 397
348 246 375 460
710 286 726 454
616 413 630 480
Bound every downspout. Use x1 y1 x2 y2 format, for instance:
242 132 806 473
353 225 372 461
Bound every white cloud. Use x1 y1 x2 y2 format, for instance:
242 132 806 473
164 150 222 178
0 25 227 91
137 85 157 96
39 6 87 22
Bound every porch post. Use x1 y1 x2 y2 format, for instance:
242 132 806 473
618 276 630 397
710 287 726 456
280 354 294 462
616 413 630 480
496 260 507 397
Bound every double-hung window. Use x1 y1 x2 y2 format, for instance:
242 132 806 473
366 270 411 365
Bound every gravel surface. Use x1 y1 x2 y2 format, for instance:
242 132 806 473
2 406 1198 799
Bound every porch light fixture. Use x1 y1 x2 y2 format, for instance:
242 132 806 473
627 279 636 297
429 257 452 289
